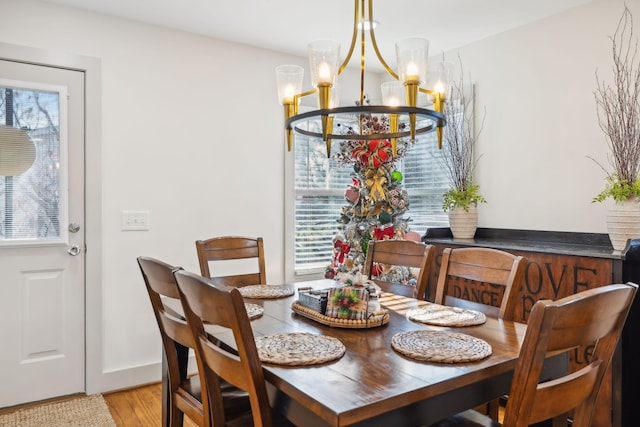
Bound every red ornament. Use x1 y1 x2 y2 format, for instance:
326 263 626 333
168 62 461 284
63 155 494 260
404 231 422 242
344 187 359 203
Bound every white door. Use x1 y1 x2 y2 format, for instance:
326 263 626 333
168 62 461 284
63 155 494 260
0 60 85 407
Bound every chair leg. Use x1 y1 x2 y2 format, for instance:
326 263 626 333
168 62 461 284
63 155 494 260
486 399 500 421
163 352 170 427
170 404 185 427
551 414 569 427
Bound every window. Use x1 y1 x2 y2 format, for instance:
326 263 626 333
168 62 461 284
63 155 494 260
0 82 64 244
292 130 450 276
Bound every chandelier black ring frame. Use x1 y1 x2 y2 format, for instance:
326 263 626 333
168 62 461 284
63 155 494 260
287 106 445 141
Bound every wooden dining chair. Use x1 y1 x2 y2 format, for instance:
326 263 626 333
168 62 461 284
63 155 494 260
195 236 266 287
137 256 251 427
434 247 527 321
362 239 436 300
429 282 637 427
434 247 527 419
174 269 293 427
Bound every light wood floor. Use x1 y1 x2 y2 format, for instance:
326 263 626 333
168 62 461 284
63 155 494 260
103 384 504 427
104 382 198 427
6 382 504 426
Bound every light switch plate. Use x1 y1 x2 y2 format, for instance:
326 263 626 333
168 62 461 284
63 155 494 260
121 210 150 231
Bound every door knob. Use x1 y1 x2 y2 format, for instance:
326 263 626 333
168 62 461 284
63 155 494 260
68 245 81 256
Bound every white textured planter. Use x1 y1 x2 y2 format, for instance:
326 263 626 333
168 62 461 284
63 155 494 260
606 198 640 251
448 204 478 239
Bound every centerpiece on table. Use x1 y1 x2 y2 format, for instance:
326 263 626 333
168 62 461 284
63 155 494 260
591 6 640 251
439 59 486 239
296 271 383 322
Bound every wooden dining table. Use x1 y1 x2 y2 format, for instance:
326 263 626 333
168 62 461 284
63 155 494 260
163 278 567 427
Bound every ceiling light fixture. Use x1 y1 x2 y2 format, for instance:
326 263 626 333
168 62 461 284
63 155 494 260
276 0 450 157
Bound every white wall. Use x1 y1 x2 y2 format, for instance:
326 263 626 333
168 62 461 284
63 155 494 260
0 0 634 394
447 0 634 232
0 0 311 392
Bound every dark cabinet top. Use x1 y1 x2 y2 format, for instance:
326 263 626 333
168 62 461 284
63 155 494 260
422 227 636 261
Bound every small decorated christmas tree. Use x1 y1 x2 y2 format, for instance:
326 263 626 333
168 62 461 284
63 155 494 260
326 112 419 279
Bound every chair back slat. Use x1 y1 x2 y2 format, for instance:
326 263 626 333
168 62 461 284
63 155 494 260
196 236 267 287
445 261 513 285
362 240 435 300
528 363 600 423
435 247 527 320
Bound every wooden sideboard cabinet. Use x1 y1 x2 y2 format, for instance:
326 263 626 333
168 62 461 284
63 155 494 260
423 228 640 427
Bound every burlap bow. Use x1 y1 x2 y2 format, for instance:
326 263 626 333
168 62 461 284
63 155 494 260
365 167 387 202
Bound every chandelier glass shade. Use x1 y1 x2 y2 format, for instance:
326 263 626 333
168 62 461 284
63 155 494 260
276 0 450 157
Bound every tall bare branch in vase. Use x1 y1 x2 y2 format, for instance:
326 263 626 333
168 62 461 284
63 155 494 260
592 6 640 251
440 57 486 238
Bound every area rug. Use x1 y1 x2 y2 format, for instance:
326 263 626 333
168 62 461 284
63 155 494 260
0 394 116 427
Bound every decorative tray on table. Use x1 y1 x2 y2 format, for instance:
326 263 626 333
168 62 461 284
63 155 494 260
291 286 389 329
291 301 389 328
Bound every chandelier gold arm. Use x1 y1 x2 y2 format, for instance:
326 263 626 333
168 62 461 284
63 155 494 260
419 87 445 148
337 0 399 84
298 88 319 99
338 0 360 75
367 0 399 79
418 87 446 114
283 89 319 152
358 0 366 107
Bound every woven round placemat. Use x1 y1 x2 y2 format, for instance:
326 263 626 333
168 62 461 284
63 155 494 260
245 303 264 320
238 284 295 299
406 303 486 327
391 330 492 363
255 332 346 366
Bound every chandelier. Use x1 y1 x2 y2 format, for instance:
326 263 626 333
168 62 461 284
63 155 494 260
276 0 450 158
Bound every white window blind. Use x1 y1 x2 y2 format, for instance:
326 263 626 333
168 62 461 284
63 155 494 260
294 134 352 275
293 130 451 275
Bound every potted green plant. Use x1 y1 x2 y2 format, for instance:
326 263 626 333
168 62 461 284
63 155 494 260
439 58 486 239
592 6 640 251
442 183 486 213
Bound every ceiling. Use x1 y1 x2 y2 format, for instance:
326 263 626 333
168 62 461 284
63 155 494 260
40 0 594 70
